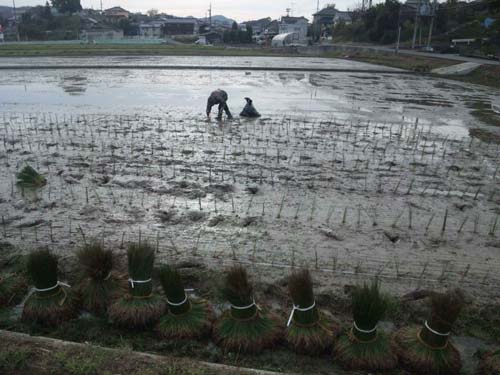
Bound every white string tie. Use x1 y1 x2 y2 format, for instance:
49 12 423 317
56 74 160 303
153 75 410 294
353 321 378 334
167 294 188 307
34 281 71 293
128 278 152 288
23 281 71 304
425 321 450 336
230 299 256 310
287 301 316 327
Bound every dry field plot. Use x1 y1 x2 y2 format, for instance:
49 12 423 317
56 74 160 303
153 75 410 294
0 110 499 300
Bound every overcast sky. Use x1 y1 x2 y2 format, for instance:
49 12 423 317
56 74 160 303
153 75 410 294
2 0 377 21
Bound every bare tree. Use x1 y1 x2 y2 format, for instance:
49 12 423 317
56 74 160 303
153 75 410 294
147 8 159 17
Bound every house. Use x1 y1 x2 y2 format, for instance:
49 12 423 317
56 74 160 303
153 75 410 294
103 7 130 23
161 18 199 36
139 18 199 38
278 16 308 44
241 17 272 35
0 24 4 42
196 31 222 45
313 6 352 40
80 17 99 30
139 21 164 38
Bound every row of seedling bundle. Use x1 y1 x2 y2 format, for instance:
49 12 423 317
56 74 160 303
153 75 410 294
1 242 497 375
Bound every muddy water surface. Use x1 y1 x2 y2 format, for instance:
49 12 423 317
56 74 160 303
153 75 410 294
0 57 499 304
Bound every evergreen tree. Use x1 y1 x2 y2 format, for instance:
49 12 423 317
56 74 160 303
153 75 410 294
51 0 82 14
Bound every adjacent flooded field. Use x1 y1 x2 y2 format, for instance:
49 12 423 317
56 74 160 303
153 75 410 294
0 56 499 302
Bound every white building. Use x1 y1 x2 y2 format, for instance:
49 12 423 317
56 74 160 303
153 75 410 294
278 16 308 44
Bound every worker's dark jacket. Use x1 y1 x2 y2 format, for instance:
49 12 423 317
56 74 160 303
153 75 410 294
207 90 232 119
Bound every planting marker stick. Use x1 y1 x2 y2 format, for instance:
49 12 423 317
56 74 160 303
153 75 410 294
441 209 448 235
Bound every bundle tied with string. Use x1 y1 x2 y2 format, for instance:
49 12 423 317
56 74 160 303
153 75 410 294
16 165 47 188
333 280 397 371
0 272 28 308
108 243 165 328
156 265 213 339
76 242 126 316
213 266 281 353
393 289 465 375
285 269 336 354
22 250 78 326
479 349 500 375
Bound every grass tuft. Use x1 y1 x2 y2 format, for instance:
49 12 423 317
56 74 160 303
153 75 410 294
392 326 461 375
286 269 336 354
108 243 165 328
76 242 125 316
0 273 27 307
352 280 387 331
392 289 465 375
156 265 213 339
213 266 281 353
334 280 397 371
22 250 78 326
221 265 253 308
16 165 47 188
480 349 500 375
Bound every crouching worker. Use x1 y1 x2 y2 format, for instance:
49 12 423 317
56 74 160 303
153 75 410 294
206 89 233 121
240 97 261 118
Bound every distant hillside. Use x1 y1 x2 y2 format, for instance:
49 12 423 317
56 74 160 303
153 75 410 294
211 14 236 26
0 6 31 19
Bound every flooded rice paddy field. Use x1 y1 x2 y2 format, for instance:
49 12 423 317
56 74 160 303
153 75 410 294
0 57 499 302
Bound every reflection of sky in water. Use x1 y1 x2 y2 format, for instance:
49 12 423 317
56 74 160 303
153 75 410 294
0 66 495 138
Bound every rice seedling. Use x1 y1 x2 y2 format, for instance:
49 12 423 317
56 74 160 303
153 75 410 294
76 242 126 316
156 265 213 339
333 280 397 371
0 272 27 307
213 266 281 353
392 289 465 375
16 165 46 188
108 243 165 328
479 349 500 375
22 250 78 326
286 269 336 355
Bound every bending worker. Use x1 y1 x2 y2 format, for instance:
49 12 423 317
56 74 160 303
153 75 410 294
206 89 233 121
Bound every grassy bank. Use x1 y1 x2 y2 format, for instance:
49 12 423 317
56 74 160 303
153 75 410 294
325 50 456 71
0 43 282 58
325 50 500 90
0 330 265 375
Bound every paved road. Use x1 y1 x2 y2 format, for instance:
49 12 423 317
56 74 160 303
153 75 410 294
330 43 500 66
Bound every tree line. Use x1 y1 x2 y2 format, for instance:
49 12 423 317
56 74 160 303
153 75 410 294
333 0 499 52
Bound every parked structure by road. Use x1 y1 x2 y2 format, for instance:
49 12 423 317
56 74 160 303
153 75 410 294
278 16 308 45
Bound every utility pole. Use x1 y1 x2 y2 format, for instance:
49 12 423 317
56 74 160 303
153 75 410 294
100 0 103 13
395 6 402 54
12 0 20 41
426 0 437 49
411 0 422 49
317 0 320 12
209 2 212 29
